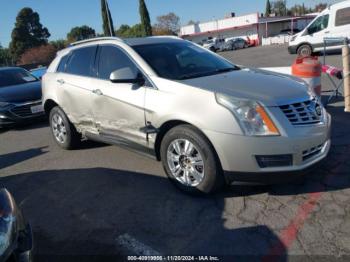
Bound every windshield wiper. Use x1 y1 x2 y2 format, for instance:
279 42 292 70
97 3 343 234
215 66 241 73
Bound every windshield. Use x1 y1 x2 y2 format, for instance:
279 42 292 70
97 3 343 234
0 68 38 88
133 41 239 80
307 14 329 34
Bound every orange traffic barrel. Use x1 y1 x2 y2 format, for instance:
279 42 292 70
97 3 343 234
292 56 322 96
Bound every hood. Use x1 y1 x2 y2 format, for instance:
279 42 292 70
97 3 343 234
0 81 42 103
180 68 311 107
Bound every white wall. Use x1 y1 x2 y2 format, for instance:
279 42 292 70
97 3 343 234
180 13 258 36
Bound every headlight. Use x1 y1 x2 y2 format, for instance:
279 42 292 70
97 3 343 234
0 102 10 108
216 94 280 136
0 189 16 256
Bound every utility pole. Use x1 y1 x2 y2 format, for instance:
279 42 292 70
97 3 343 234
104 0 113 36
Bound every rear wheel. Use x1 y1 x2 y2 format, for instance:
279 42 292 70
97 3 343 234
49 106 81 150
297 44 312 57
160 125 224 194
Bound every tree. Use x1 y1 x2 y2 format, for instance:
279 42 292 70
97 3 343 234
18 44 56 65
67 26 96 43
0 46 12 66
139 0 152 36
272 0 287 16
101 0 116 36
115 24 144 38
187 20 199 25
50 39 67 51
9 7 50 62
153 12 180 35
314 3 328 12
265 0 272 17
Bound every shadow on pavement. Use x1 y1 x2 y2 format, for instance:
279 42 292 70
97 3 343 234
0 168 287 261
0 120 49 134
0 147 48 169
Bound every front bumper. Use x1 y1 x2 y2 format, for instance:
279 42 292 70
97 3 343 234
288 45 298 54
0 100 45 127
204 114 331 184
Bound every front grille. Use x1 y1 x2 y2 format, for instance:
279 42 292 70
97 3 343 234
302 143 325 162
279 100 322 126
10 101 43 118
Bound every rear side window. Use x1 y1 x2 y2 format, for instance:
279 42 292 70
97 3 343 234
57 55 69 73
335 7 350 27
65 46 97 77
97 45 138 80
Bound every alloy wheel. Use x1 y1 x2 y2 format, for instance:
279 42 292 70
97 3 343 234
51 113 67 144
167 139 205 187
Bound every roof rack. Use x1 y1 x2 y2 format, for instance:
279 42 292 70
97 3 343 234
69 37 124 46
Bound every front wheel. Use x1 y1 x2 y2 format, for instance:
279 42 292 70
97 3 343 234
160 125 224 194
49 106 81 150
297 44 312 57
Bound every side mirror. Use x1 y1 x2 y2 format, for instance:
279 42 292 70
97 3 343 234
304 27 313 36
110 68 145 86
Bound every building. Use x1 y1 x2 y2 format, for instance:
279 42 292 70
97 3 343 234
180 13 316 45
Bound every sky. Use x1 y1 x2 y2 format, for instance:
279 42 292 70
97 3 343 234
0 0 340 47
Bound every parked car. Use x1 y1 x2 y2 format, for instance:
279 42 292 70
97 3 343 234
219 38 248 51
274 29 301 37
30 67 47 80
43 37 331 194
203 38 225 52
0 189 33 262
289 1 350 56
0 67 45 128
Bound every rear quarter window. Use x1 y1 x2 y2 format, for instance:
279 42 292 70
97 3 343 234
57 55 69 73
335 7 350 27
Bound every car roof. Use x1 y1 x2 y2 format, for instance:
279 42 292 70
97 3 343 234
124 36 184 46
68 36 183 49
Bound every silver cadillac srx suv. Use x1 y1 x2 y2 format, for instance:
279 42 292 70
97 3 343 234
42 36 331 194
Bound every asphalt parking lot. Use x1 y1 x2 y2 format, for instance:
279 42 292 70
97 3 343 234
1 45 350 261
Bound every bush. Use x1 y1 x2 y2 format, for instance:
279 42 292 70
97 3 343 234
18 44 56 66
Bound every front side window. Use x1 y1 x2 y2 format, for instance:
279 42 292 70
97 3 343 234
0 68 38 88
65 46 97 77
336 7 350 27
133 42 239 80
97 45 138 80
307 14 329 34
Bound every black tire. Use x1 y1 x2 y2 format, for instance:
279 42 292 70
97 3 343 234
297 44 312 57
210 47 216 53
49 106 81 150
160 125 224 194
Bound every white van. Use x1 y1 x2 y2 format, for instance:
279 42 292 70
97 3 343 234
288 0 350 56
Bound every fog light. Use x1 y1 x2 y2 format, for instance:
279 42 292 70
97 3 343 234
256 155 293 168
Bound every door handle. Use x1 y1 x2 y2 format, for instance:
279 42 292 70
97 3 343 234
92 89 103 96
324 31 330 34
57 79 65 84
